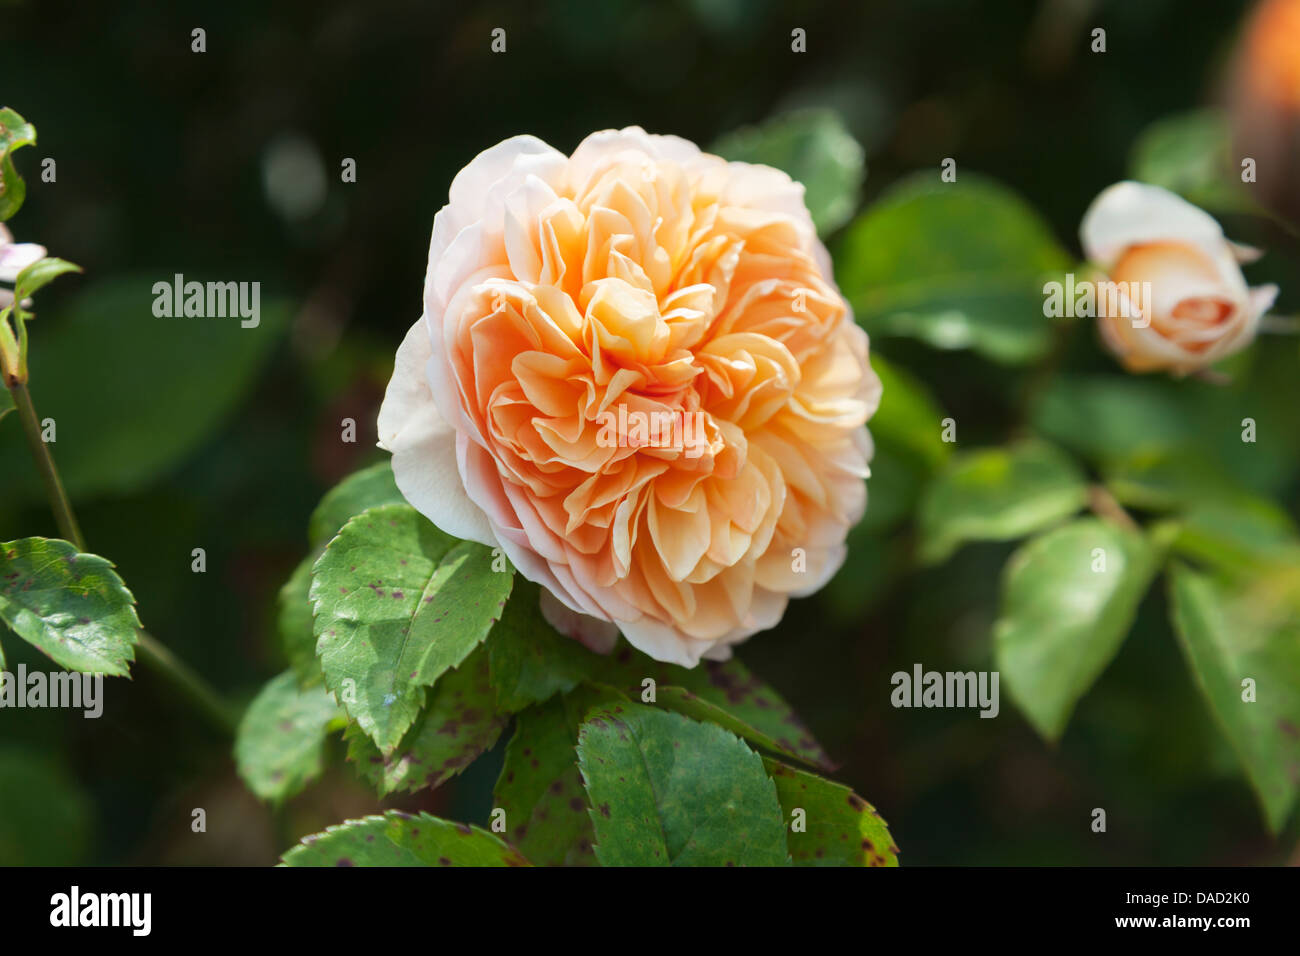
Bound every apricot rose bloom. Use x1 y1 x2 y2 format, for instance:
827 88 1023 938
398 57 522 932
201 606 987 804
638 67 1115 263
378 128 880 666
1080 182 1278 376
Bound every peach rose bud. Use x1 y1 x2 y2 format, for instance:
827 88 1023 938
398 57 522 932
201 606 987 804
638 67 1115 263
378 128 881 666
1079 182 1278 376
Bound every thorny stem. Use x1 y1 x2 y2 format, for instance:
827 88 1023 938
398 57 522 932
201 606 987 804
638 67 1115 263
6 379 239 737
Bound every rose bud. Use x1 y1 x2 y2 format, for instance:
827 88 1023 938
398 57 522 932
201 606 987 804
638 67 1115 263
1080 181 1278 376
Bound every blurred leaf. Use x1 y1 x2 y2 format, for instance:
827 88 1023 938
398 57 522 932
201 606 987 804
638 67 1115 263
1103 448 1249 512
493 692 606 866
280 811 529 867
576 703 789 866
590 647 833 769
488 579 602 711
0 537 139 675
1032 375 1196 465
234 669 340 804
0 278 291 501
1168 502 1300 577
1129 111 1263 217
308 460 402 549
712 108 865 235
838 173 1071 364
0 108 35 222
656 685 831 770
763 757 898 866
310 503 513 753
868 351 950 472
0 746 91 865
0 386 12 425
918 440 1089 564
995 519 1158 741
14 257 81 303
1169 565 1300 833
345 644 507 795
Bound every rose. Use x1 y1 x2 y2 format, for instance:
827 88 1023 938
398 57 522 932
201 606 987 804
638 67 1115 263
1080 181 1278 376
379 127 880 666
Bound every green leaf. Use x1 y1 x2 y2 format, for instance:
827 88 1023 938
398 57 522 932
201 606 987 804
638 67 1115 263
655 685 828 770
0 386 12 426
310 503 512 752
277 555 319 684
918 440 1090 564
0 537 140 675
0 109 36 222
0 278 291 501
591 647 833 769
1129 111 1264 217
712 108 866 235
0 746 92 865
1169 565 1300 833
868 352 950 473
14 257 81 303
281 811 530 867
994 519 1158 741
492 692 609 866
313 502 512 754
234 670 341 804
838 173 1071 364
488 578 601 711
576 702 789 866
345 644 507 795
1031 375 1196 467
1168 503 1300 578
308 460 403 549
278 462 406 685
763 758 898 866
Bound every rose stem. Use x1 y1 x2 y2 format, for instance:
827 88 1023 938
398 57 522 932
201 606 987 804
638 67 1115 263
7 379 239 736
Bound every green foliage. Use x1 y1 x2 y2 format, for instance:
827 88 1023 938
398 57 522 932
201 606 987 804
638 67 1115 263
492 691 609 866
838 173 1072 364
281 811 529 867
0 108 36 222
310 503 513 753
918 439 1090 564
487 578 600 711
0 386 12 425
1169 565 1300 833
345 644 508 795
868 351 951 473
0 537 139 675
995 519 1158 741
764 757 898 866
1129 110 1262 217
712 108 866 235
0 278 291 501
588 647 834 769
0 746 91 866
576 702 790 866
13 257 81 306
278 461 405 684
234 670 340 804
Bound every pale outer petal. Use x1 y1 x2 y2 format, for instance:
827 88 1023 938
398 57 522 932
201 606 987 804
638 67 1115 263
377 319 497 546
1080 181 1226 268
0 240 47 284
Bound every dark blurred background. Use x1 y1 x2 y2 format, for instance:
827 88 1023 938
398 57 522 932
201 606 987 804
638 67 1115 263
1 0 1295 865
